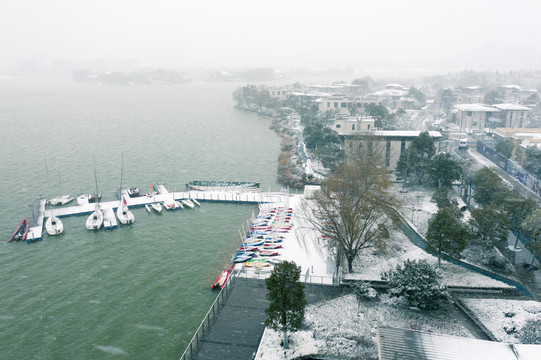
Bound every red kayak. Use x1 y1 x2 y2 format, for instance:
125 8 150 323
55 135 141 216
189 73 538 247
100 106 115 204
211 270 230 290
9 219 29 242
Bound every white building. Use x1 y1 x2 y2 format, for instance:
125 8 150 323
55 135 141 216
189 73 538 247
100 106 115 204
333 116 377 135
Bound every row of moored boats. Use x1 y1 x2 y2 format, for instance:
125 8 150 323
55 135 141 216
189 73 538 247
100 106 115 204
211 206 293 290
8 187 201 242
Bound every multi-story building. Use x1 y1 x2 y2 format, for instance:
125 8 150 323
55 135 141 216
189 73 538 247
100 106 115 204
332 116 377 136
344 130 442 170
455 103 531 131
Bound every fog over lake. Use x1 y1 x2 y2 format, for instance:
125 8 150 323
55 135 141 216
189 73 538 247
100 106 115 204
2 0 540 73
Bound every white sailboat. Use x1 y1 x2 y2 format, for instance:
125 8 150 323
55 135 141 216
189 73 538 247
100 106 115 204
117 195 134 224
117 153 135 225
45 211 64 235
86 203 103 230
86 162 103 230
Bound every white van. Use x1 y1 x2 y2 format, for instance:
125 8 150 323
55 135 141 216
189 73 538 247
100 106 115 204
458 138 468 149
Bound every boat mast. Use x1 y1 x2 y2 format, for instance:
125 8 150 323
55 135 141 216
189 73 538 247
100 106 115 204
93 157 99 204
119 152 124 199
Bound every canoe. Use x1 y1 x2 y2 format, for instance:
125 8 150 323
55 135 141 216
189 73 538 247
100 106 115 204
259 250 280 256
9 218 29 242
211 270 230 290
232 254 253 263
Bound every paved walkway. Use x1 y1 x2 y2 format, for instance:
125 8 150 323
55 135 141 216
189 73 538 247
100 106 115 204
192 277 344 360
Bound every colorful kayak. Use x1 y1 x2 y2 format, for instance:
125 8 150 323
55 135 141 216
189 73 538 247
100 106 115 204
259 250 280 256
211 270 230 290
9 219 29 242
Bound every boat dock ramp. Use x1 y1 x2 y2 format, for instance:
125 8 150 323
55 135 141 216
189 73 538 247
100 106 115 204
26 199 46 242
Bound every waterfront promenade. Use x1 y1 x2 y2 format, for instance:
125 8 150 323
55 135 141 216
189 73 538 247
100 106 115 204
186 278 344 360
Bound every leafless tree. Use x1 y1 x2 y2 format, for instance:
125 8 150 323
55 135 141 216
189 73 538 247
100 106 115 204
301 154 400 273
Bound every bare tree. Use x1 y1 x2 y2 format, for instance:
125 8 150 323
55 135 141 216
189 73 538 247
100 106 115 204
301 155 399 273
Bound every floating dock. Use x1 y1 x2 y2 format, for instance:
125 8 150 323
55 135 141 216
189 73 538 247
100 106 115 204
43 188 286 218
26 199 46 242
14 186 286 242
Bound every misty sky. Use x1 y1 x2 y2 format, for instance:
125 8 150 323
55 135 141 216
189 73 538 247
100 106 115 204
2 0 541 72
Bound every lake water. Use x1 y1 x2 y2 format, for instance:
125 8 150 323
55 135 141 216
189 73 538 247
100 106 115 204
0 76 281 359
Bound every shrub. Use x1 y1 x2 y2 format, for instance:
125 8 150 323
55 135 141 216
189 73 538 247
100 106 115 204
518 319 541 344
381 259 449 311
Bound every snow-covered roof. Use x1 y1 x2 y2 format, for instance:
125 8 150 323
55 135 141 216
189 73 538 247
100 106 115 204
372 130 442 138
370 89 407 97
455 104 500 112
492 103 531 111
378 326 541 360
499 84 522 90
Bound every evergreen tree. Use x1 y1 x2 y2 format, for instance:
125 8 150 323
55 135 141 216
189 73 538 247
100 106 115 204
521 209 541 267
472 167 508 207
427 153 463 187
396 131 436 185
523 146 541 178
469 204 509 254
502 195 537 249
381 259 449 310
426 207 469 268
265 261 307 349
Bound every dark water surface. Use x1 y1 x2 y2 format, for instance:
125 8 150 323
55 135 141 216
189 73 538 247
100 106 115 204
0 77 281 359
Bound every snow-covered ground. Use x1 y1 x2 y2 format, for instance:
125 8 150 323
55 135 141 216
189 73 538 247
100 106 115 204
461 298 541 343
256 294 473 360
235 194 335 284
254 182 541 358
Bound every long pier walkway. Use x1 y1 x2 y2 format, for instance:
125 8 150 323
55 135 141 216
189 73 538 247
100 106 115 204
44 190 287 218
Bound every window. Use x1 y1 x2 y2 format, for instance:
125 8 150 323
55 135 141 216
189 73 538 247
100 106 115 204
467 111 472 116
334 102 338 108
400 139 406 154
277 91 281 95
336 124 341 128
341 102 347 108
367 124 370 130
327 102 330 108
352 124 355 130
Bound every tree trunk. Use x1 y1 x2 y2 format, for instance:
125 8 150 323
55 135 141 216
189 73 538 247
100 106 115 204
283 329 289 349
347 254 354 273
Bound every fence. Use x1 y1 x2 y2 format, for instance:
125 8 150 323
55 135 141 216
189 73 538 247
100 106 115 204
233 268 337 285
477 141 541 197
178 277 234 360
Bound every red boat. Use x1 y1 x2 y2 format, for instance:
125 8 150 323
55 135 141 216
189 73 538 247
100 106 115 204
263 243 282 249
9 219 29 242
211 270 230 290
239 245 259 252
259 249 280 256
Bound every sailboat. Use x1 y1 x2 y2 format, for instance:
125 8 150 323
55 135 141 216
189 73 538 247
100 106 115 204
117 195 134 224
86 203 103 230
117 153 135 225
86 161 103 230
45 211 64 235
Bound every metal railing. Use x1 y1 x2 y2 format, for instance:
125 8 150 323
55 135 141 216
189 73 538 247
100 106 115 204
178 277 234 360
233 268 337 285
